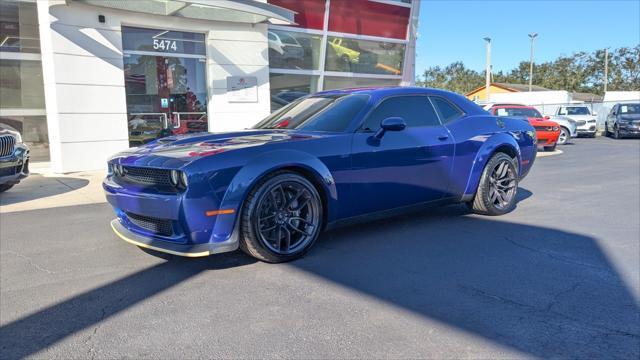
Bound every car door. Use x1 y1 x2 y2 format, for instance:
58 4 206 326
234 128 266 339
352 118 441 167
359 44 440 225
347 95 455 217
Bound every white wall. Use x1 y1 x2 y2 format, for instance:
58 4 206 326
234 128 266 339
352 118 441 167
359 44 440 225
603 91 640 102
38 1 270 172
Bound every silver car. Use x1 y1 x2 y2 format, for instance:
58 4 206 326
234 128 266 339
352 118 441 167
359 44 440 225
548 115 578 145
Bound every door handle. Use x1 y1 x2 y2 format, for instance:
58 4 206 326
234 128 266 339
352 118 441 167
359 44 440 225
438 134 449 141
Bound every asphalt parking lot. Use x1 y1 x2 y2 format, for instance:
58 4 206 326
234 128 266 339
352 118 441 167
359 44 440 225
1 137 639 359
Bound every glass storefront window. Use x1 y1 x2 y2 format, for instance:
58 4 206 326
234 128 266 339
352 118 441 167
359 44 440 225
268 29 322 70
0 1 48 161
269 73 319 111
0 59 45 109
0 1 40 53
323 76 399 91
325 36 405 75
0 115 49 162
124 54 208 146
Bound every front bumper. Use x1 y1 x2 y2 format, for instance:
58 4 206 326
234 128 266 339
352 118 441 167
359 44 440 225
110 219 238 257
0 145 29 185
576 124 597 134
536 131 560 147
103 175 240 257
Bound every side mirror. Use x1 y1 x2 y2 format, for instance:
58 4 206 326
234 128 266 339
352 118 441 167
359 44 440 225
374 117 406 139
544 115 550 120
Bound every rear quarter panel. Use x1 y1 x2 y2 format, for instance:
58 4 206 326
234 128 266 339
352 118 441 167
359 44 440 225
445 115 535 199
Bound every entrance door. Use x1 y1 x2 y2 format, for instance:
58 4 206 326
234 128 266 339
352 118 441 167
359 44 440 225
122 27 208 147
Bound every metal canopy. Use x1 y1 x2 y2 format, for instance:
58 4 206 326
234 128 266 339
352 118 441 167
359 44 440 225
72 0 295 25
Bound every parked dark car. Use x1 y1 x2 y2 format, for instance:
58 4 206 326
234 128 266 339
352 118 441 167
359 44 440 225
104 87 537 263
605 103 640 138
0 123 30 192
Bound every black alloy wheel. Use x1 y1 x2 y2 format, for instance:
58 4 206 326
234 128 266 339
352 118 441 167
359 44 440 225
468 152 519 216
240 171 323 263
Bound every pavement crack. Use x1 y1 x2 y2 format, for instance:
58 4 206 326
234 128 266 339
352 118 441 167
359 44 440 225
3 250 55 274
502 236 606 271
460 283 640 340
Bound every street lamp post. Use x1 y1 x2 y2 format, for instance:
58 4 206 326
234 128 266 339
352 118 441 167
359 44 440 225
484 37 491 101
528 33 538 92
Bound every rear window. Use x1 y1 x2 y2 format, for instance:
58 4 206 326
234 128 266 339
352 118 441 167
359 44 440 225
494 107 542 118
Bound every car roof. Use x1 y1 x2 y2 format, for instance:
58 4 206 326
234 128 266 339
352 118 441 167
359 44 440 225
490 104 536 109
314 86 487 115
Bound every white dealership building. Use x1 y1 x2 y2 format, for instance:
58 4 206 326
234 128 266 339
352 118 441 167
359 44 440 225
0 0 419 172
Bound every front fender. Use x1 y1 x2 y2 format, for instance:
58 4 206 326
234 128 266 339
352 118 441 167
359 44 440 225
210 149 338 241
462 132 522 199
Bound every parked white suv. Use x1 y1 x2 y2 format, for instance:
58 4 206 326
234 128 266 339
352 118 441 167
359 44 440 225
555 106 597 137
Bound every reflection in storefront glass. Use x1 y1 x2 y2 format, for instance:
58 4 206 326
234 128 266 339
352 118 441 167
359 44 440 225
0 1 49 161
269 73 319 111
323 76 399 91
268 29 322 70
123 54 208 146
325 36 405 75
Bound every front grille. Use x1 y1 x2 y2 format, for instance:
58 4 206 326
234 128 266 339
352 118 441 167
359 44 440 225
126 212 173 236
0 166 18 177
0 135 16 157
121 166 172 187
534 126 555 131
576 120 587 126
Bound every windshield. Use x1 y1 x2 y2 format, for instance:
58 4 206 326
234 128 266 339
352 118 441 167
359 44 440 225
254 94 369 132
560 107 590 115
619 104 640 115
494 107 542 118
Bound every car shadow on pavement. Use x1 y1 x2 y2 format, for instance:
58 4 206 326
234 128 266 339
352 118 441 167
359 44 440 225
299 204 639 358
0 252 256 359
1 199 638 359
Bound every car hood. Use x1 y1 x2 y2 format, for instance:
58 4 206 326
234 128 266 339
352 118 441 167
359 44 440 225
111 130 327 168
527 118 558 127
562 114 595 121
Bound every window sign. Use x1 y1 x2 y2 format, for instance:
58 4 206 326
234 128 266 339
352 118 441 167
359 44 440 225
122 26 206 55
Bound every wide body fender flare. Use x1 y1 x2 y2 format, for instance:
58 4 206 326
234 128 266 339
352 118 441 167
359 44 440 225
462 133 522 200
210 149 338 241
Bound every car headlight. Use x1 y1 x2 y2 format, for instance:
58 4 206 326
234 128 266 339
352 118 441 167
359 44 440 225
552 126 559 131
588 120 596 123
170 170 180 187
180 172 188 188
143 130 157 135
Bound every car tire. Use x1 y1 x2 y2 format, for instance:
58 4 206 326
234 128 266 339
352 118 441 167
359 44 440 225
544 144 557 152
604 123 610 137
0 184 14 193
239 171 323 263
558 127 569 145
614 126 621 139
468 152 519 216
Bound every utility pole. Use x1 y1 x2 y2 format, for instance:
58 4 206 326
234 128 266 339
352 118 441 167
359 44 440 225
604 48 609 94
484 37 491 101
528 33 538 91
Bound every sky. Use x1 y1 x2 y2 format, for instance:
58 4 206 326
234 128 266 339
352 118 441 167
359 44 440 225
415 0 640 75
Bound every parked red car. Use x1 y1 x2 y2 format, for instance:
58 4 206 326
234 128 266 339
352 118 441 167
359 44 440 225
489 105 561 151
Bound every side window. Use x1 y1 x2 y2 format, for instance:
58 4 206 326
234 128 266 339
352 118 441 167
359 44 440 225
361 96 440 130
430 96 463 123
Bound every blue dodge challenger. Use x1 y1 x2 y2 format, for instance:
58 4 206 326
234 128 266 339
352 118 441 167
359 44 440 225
104 87 537 262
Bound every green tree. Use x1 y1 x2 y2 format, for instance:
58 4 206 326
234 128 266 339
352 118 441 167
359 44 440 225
416 46 640 95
